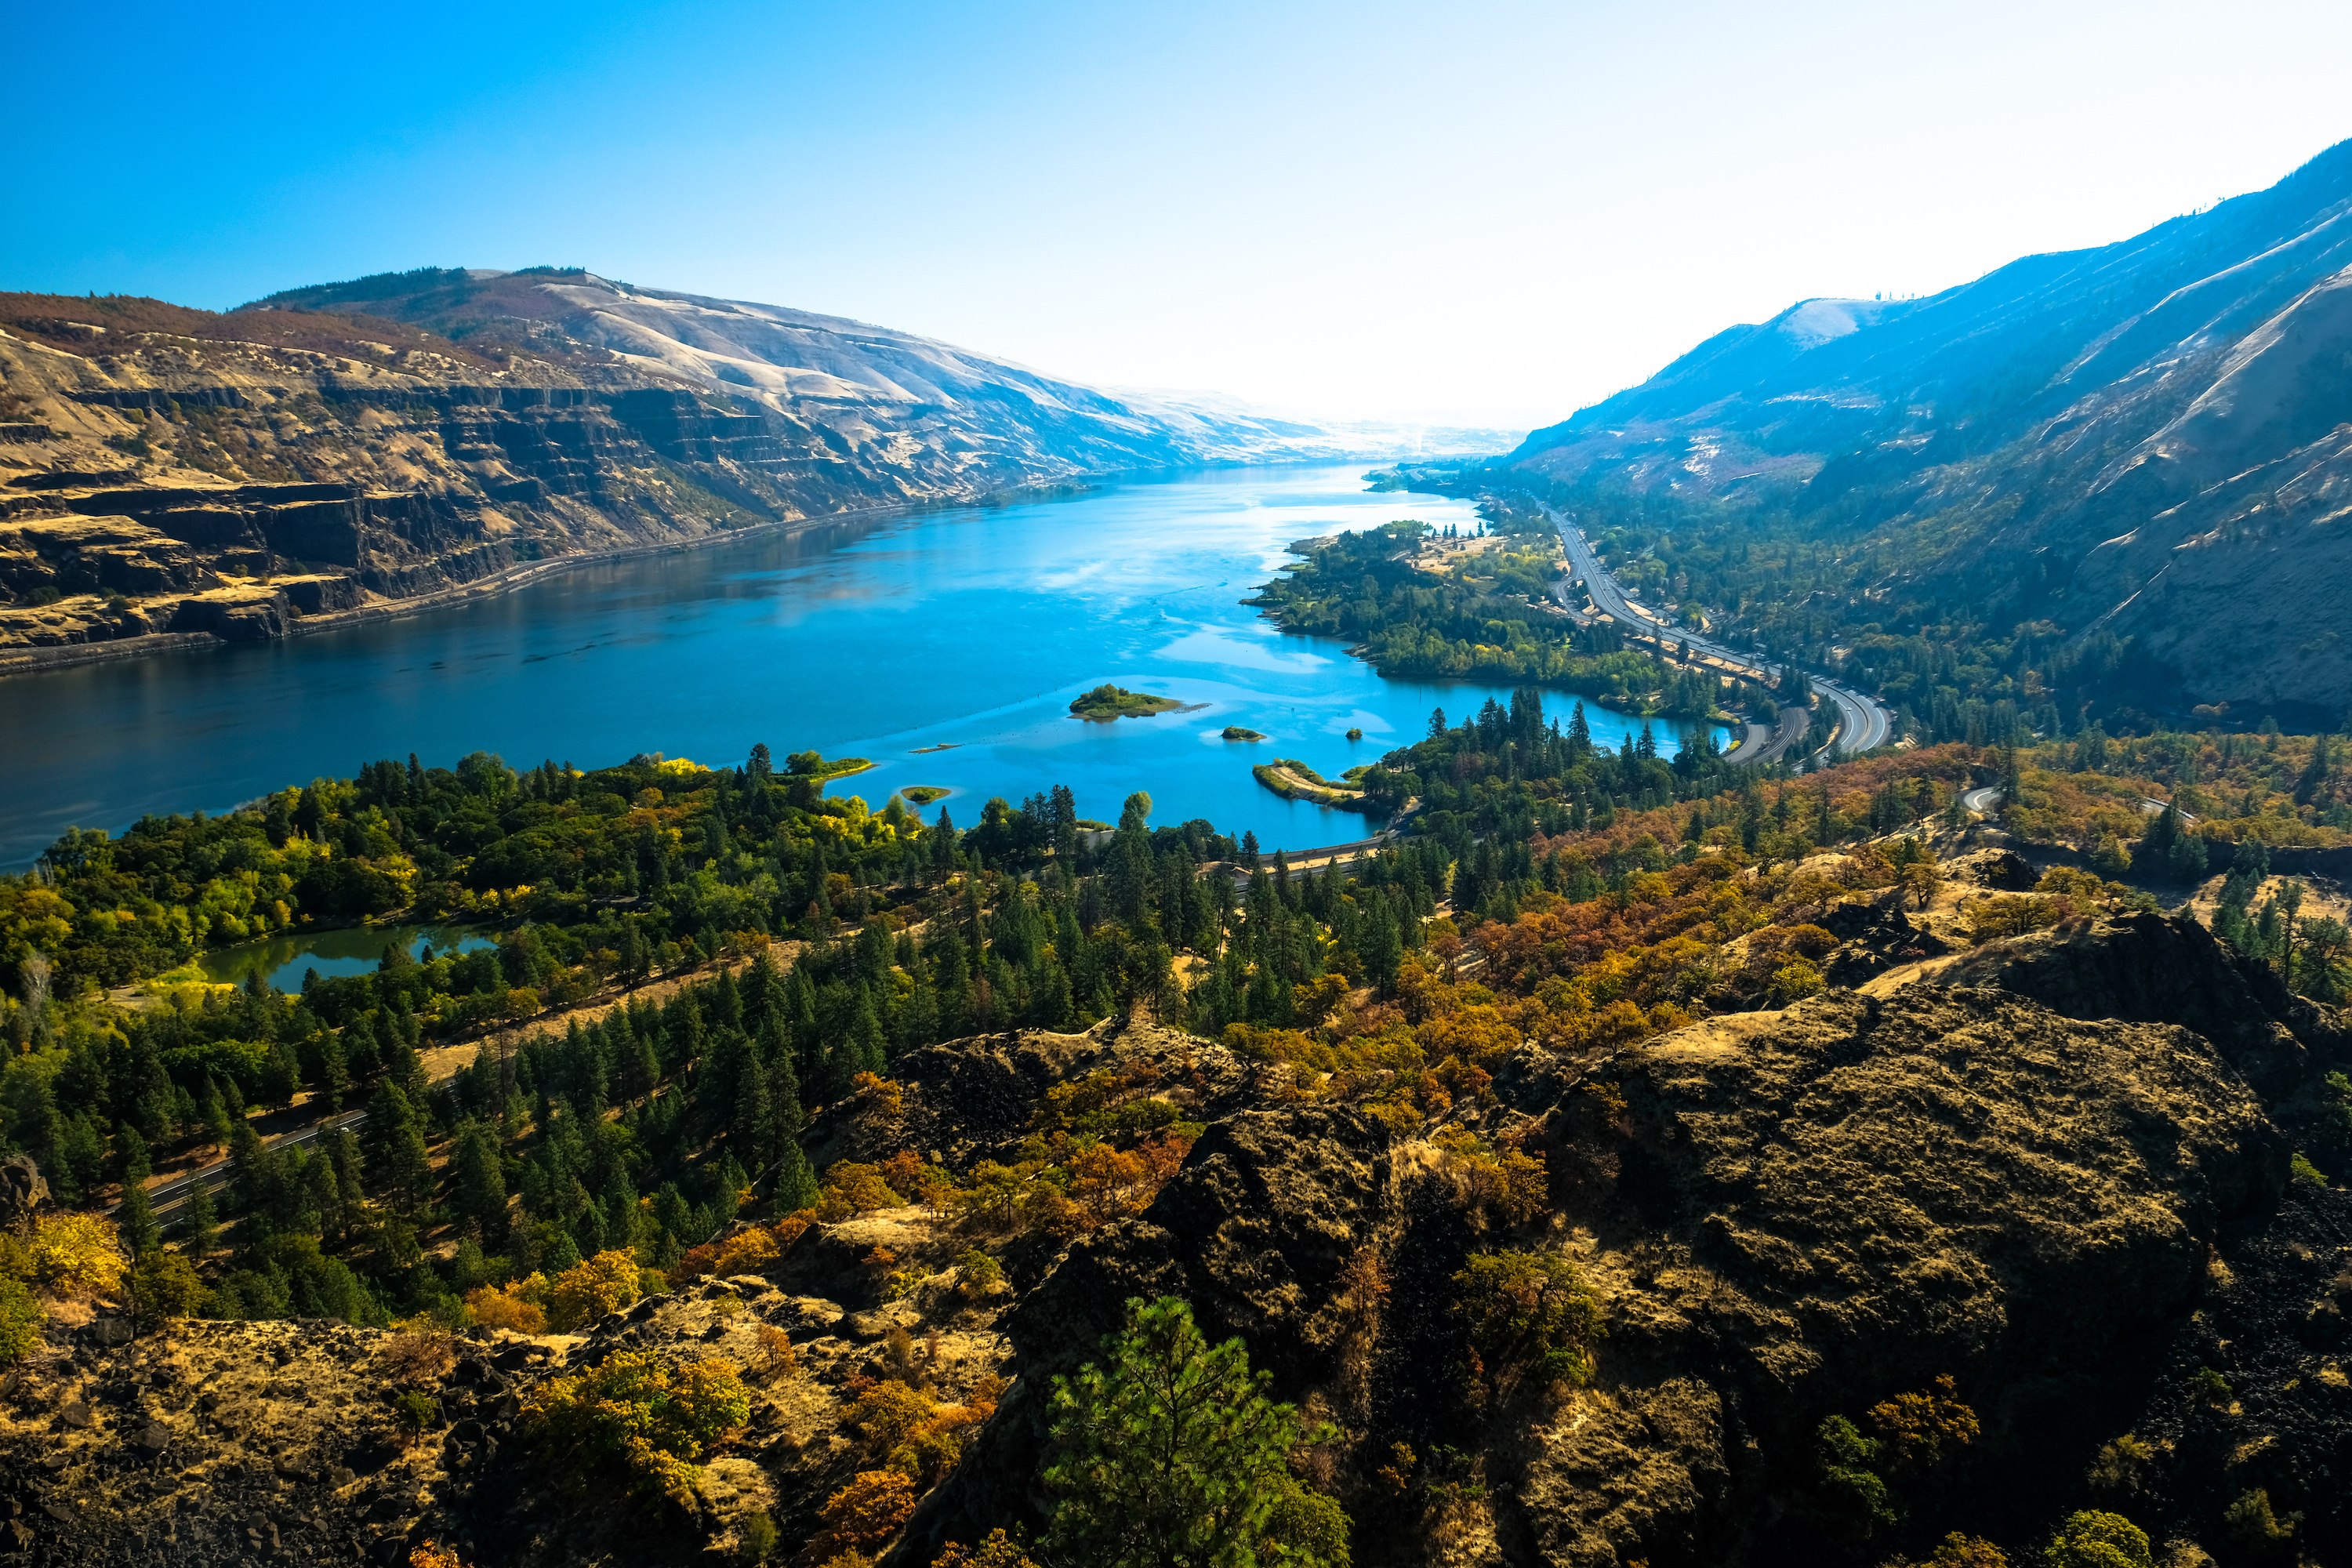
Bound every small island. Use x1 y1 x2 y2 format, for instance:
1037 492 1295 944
1221 725 1266 742
900 785 951 805
1070 683 1183 721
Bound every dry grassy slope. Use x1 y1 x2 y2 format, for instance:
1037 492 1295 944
0 268 1352 673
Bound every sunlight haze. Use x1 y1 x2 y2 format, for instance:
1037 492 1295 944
11 0 2352 430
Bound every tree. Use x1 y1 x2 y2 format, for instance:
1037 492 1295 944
2089 833 2132 879
2045 1511 2151 1568
119 1181 159 1257
128 1248 205 1329
367 1083 435 1216
451 1120 508 1243
184 1174 218 1260
1043 1295 1348 1568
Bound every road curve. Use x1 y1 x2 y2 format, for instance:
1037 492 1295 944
1535 498 1890 765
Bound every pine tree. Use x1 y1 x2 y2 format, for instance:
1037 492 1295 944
367 1083 434 1217
119 1182 159 1258
184 1176 218 1260
452 1120 508 1242
1043 1296 1348 1568
317 1029 347 1114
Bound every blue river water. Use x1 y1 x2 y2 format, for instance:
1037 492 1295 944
2 463 1722 869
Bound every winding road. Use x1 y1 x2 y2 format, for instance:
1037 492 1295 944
1534 499 1890 766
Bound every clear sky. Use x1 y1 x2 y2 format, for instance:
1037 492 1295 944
9 0 2350 430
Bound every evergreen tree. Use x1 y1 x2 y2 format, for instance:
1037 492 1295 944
316 1029 347 1114
366 1083 434 1217
119 1181 159 1258
1043 1296 1348 1568
451 1119 508 1242
184 1175 218 1261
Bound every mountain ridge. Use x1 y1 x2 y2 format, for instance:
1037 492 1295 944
1497 138 2352 719
0 270 1506 672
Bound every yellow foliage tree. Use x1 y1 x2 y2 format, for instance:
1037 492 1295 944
544 1250 647 1332
521 1349 750 1504
30 1212 127 1298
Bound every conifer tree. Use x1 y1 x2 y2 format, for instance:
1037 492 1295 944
183 1175 218 1261
1044 1296 1349 1568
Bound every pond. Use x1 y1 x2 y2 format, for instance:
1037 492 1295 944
196 921 496 993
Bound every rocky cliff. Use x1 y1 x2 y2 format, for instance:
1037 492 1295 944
0 274 1505 672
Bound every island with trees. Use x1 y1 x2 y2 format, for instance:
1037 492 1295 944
1069 683 1185 720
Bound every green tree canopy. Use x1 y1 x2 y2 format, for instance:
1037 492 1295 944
1043 1295 1349 1568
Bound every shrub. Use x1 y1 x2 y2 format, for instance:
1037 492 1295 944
545 1249 648 1332
708 1228 781 1277
0 1276 40 1364
810 1471 917 1559
1452 1250 1603 1396
818 1162 906 1221
953 1249 1004 1302
1866 1374 1979 1476
1769 956 1825 1004
2223 1487 2299 1553
1884 1535 2008 1568
2190 1366 2232 1404
466 1278 548 1334
2046 1510 2151 1568
28 1211 126 1298
410 1542 470 1568
1043 1295 1348 1567
2290 1151 2328 1187
521 1348 750 1504
740 1513 781 1563
128 1249 205 1328
382 1325 458 1385
933 1530 1039 1567
1817 1414 1897 1533
753 1322 797 1377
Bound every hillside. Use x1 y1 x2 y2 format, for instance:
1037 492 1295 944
1498 139 2352 723
0 270 1502 673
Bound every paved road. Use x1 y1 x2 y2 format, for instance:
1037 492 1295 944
1960 785 2194 824
1537 498 1890 764
115 1107 368 1228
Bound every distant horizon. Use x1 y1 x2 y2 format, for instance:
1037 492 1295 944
9 0 2350 429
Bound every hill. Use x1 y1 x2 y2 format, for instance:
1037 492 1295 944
0 270 1504 673
1497 140 2352 724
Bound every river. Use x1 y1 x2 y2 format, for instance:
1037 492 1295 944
2 463 1722 867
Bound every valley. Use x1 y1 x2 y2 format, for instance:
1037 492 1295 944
10 77 2352 1568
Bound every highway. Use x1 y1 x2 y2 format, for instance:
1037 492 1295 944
114 1107 368 1229
1958 785 2193 824
1534 498 1891 765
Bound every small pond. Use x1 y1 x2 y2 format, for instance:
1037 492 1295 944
197 921 496 993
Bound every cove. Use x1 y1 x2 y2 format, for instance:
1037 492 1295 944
0 463 1724 868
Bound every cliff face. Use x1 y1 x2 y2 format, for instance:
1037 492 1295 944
0 274 1503 671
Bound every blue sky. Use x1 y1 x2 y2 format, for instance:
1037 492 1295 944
9 0 2350 427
